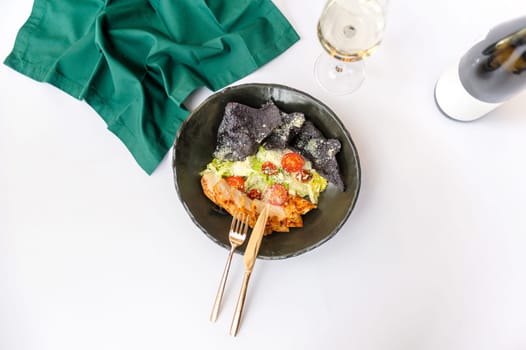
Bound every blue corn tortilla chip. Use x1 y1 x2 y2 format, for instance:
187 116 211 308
213 101 282 161
292 121 345 191
263 111 305 150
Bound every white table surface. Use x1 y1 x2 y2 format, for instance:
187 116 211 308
2 1 526 349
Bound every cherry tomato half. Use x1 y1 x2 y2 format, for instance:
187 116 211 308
263 184 288 206
261 161 279 175
225 176 245 192
281 152 305 173
246 188 262 200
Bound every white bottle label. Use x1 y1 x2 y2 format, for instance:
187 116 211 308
434 60 502 122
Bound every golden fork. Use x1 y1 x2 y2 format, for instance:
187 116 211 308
210 212 249 322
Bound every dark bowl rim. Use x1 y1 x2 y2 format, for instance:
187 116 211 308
172 82 362 259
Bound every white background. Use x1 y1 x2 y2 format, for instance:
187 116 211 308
2 1 526 349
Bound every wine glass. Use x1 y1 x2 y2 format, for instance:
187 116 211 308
314 0 388 94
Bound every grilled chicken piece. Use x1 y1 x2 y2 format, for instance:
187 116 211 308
201 172 316 234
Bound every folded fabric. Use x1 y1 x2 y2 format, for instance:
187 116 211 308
5 0 300 174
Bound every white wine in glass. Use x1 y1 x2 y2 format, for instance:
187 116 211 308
315 0 388 94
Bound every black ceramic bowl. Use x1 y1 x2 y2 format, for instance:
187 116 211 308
173 83 361 259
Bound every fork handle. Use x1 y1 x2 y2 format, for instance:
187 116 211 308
210 246 236 322
229 271 252 336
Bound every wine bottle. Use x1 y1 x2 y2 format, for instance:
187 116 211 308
434 16 526 121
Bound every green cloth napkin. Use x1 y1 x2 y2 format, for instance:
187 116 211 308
5 0 300 174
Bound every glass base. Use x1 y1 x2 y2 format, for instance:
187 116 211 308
314 53 365 95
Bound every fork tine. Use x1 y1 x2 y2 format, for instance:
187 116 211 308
233 213 248 235
230 213 239 232
234 213 243 233
241 214 249 235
